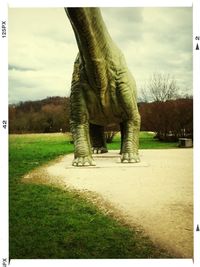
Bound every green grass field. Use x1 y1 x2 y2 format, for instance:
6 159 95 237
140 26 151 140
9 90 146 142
9 132 173 259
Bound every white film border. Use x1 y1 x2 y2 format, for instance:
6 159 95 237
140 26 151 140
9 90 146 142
0 1 199 267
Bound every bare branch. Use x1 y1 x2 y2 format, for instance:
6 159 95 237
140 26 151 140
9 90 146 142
143 72 180 102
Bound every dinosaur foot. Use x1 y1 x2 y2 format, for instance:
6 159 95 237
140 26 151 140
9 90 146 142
92 147 108 154
121 152 140 163
72 156 96 167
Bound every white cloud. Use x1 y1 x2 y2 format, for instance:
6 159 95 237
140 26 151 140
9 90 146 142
101 7 192 94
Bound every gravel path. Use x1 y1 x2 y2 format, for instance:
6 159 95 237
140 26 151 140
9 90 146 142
23 149 193 258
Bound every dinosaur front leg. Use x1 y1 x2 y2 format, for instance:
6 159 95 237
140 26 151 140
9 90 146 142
120 114 140 163
70 122 96 166
70 87 96 166
118 79 141 163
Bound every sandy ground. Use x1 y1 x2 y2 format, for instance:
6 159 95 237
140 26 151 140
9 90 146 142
23 149 193 258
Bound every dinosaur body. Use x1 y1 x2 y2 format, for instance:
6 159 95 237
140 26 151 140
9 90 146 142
65 8 140 166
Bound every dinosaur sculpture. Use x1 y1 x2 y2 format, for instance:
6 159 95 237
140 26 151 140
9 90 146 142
65 8 140 166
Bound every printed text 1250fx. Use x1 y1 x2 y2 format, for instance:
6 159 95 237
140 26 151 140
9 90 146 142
1 21 6 38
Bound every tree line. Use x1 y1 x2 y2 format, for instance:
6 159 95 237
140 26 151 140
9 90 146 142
9 97 70 134
9 95 193 142
139 98 193 141
138 72 193 141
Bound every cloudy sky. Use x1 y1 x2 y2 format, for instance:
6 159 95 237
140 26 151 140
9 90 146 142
8 7 192 104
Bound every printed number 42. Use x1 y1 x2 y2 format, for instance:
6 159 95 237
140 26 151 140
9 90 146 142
2 120 7 129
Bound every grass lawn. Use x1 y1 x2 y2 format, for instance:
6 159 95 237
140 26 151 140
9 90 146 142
9 132 172 259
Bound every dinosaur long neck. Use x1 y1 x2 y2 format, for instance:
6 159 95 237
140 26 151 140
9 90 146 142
65 8 113 63
65 8 116 91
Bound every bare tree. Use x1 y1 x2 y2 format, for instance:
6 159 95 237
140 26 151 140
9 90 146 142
140 72 180 102
139 87 150 103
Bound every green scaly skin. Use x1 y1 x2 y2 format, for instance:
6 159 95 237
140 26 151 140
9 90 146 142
65 8 141 166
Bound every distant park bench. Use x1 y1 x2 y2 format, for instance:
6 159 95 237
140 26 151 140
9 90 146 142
178 138 193 148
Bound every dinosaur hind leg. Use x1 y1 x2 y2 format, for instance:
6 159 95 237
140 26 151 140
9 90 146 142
89 123 108 154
